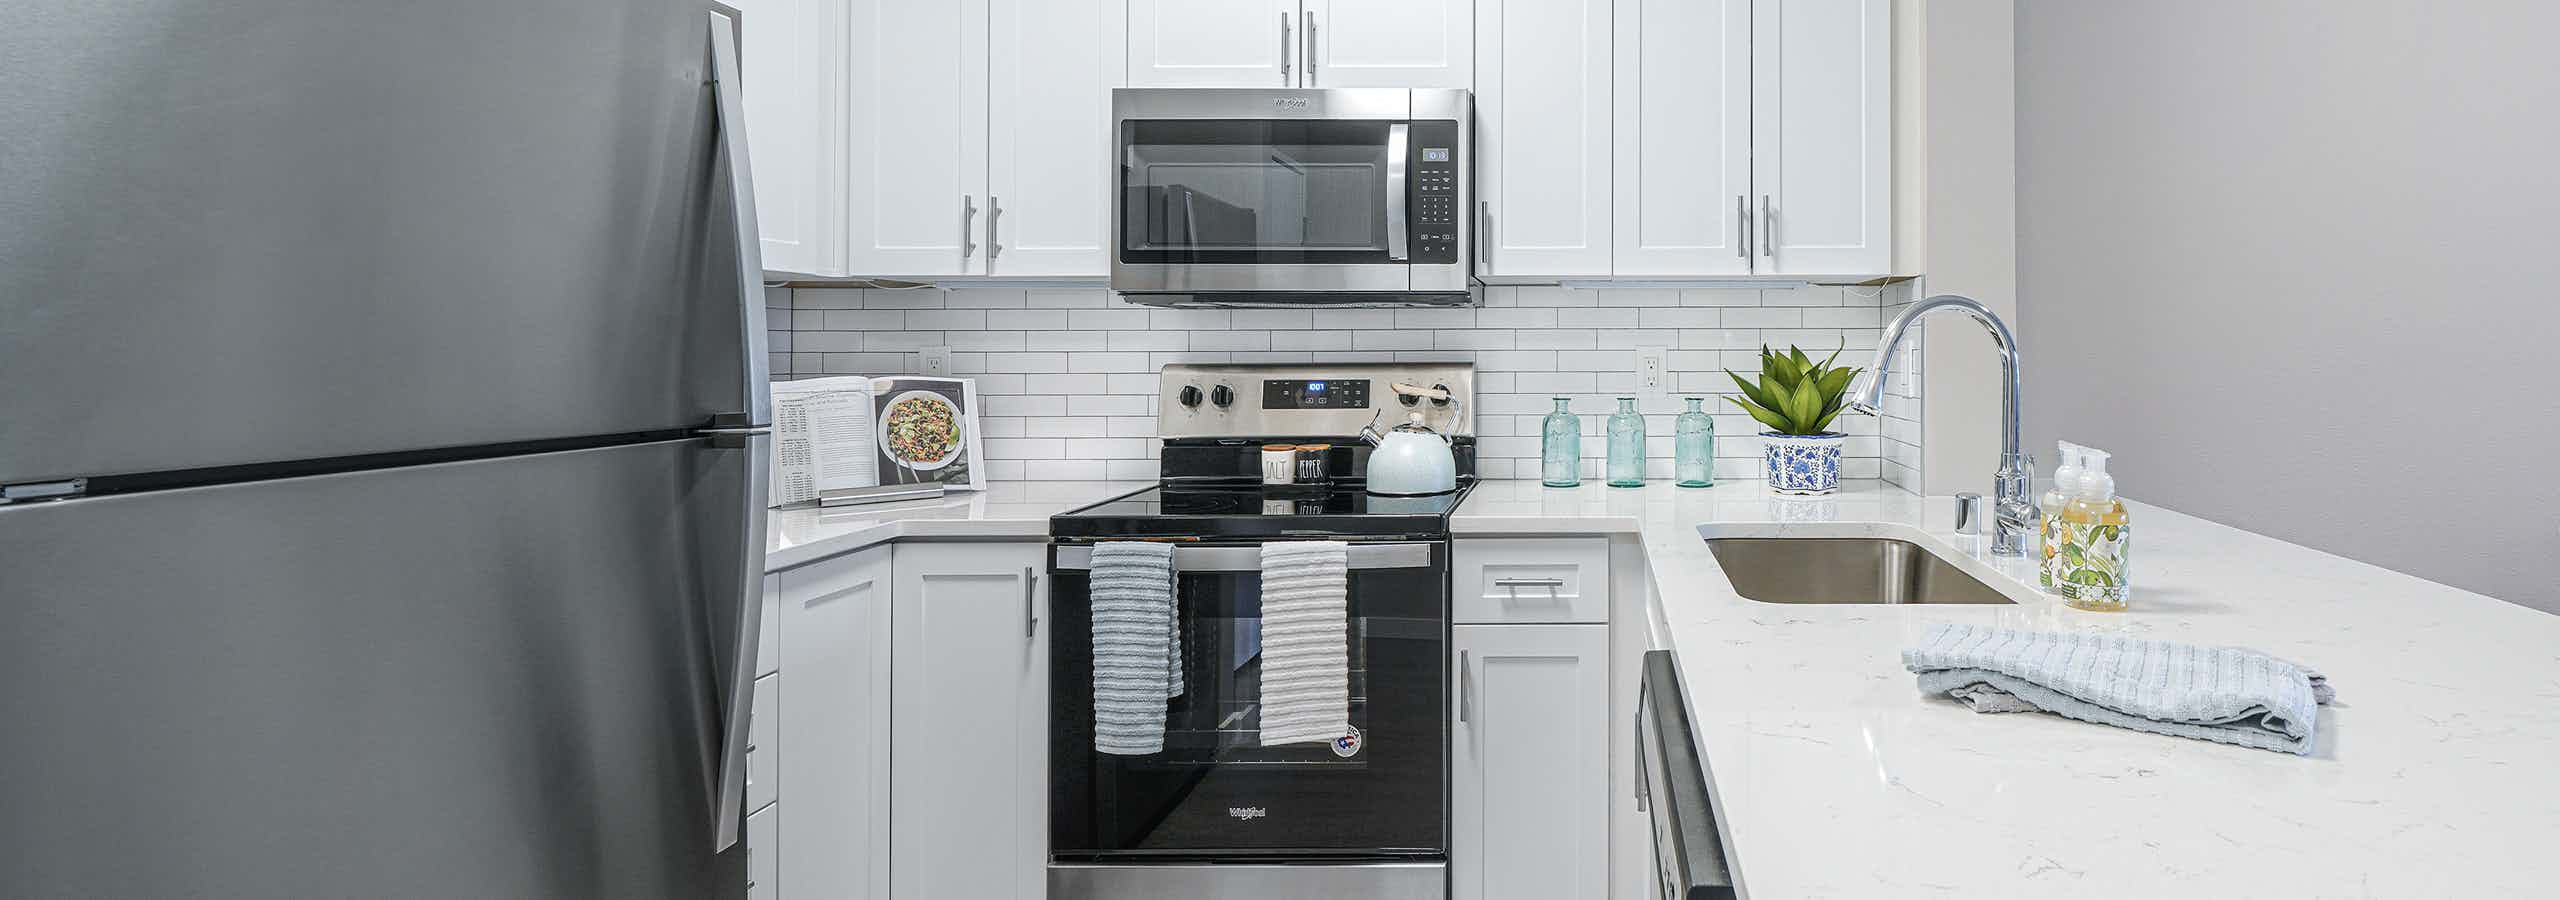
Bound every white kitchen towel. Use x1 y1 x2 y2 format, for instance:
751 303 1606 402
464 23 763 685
1257 541 1350 746
1090 541 1181 756
1904 623 2335 755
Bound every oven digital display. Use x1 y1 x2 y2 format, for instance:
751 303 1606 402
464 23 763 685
1263 378 1371 409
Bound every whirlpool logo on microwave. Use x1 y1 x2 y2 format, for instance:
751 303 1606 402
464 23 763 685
1226 806 1268 821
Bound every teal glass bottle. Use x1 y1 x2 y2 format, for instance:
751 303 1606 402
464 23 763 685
1605 397 1645 487
1674 397 1716 488
1539 397 1581 487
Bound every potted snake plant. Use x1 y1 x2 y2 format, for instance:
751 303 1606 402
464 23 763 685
1725 345 1863 494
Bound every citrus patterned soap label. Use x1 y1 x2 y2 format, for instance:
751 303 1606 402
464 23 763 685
2051 517 2131 606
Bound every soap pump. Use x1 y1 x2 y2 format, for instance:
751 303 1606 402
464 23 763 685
2038 442 2085 589
2053 446 2131 610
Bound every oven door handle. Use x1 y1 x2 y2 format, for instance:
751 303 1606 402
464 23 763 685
1385 123 1410 262
1051 542 1433 572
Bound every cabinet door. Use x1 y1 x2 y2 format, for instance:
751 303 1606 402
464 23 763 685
1474 0 1612 277
1751 0 1889 275
890 543 1046 900
733 0 845 277
776 546 892 900
1303 0 1472 88
846 0 990 276
747 804 779 900
986 0 1121 276
1612 0 1752 276
1452 625 1608 900
1128 0 1299 87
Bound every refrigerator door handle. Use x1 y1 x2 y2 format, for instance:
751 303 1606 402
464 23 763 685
707 11 771 431
705 11 773 853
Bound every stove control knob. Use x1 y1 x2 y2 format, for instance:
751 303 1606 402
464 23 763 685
1178 385 1204 408
1210 384 1236 408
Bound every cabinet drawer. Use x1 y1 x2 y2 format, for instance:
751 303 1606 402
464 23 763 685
1453 538 1609 624
747 803 778 900
748 674 778 813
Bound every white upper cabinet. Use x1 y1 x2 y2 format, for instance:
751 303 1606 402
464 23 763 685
1128 0 1298 87
1751 0 1890 275
1611 0 1751 276
1475 0 1614 278
1132 0 1469 89
1302 0 1473 88
986 0 1122 276
845 0 990 278
733 0 844 277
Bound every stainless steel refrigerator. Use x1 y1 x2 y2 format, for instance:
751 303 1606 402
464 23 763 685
1 2 772 897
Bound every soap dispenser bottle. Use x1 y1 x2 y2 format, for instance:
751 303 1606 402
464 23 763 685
2038 442 2085 590
2053 446 2131 611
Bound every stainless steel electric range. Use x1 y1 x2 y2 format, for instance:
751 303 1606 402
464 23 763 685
1046 363 1473 900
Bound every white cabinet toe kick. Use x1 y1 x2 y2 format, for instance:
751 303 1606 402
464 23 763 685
1048 862 1446 900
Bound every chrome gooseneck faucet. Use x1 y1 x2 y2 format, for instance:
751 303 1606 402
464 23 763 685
1844 294 2036 556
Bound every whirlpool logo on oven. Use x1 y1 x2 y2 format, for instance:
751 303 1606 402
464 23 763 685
1226 807 1268 821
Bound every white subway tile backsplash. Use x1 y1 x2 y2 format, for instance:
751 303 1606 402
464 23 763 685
1069 394 1151 416
1473 307 1559 329
781 281 1922 481
1721 307 1804 329
1638 308 1718 329
1352 330 1433 350
1230 310 1315 330
1071 308 1151 330
1107 329 1191 351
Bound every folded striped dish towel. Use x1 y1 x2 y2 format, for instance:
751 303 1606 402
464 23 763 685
1090 541 1182 756
1258 541 1350 747
1904 623 2336 755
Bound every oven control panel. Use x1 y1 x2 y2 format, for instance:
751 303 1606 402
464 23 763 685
1263 378 1371 410
1160 363 1474 439
1405 120 1463 264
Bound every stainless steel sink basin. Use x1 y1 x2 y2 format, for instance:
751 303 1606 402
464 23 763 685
1706 538 2015 605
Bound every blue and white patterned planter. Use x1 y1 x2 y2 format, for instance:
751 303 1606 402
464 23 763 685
1762 432 1845 494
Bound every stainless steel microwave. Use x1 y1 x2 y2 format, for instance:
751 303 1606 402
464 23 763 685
1110 88 1473 305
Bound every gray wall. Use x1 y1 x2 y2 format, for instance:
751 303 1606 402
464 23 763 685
2016 2 2560 611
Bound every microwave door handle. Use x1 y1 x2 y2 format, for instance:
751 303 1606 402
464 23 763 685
1385 123 1409 261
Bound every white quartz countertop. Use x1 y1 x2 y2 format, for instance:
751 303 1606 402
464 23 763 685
764 481 1146 572
1457 478 2560 898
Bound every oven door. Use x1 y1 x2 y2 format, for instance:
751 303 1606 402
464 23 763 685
1049 541 1448 860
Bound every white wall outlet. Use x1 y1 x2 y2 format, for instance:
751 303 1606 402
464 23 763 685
1635 346 1670 397
919 345 953 377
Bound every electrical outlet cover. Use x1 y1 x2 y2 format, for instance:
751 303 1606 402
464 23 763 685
1635 347 1669 397
919 346 952 377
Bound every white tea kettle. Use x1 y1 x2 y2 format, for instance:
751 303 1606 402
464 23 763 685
1360 389 1459 496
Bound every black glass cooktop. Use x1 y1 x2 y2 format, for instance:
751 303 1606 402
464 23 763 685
1050 481 1472 540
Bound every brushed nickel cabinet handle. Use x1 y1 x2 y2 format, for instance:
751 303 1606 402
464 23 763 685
1304 12 1317 86
986 195 1003 262
960 195 978 259
1279 12 1291 84
1760 194 1775 259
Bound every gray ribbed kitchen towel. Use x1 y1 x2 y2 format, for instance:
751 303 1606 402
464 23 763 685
1091 542 1182 756
1904 623 2335 755
1257 541 1350 746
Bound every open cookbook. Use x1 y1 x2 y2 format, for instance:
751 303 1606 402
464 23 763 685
767 375 985 506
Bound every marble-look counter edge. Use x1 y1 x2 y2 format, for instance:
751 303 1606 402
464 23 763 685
762 481 1147 572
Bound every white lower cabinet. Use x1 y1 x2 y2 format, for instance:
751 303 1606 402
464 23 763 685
889 542 1047 900
1452 625 1610 900
774 545 892 900
746 804 780 900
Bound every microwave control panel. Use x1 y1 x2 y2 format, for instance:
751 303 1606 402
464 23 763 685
1406 120 1462 264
